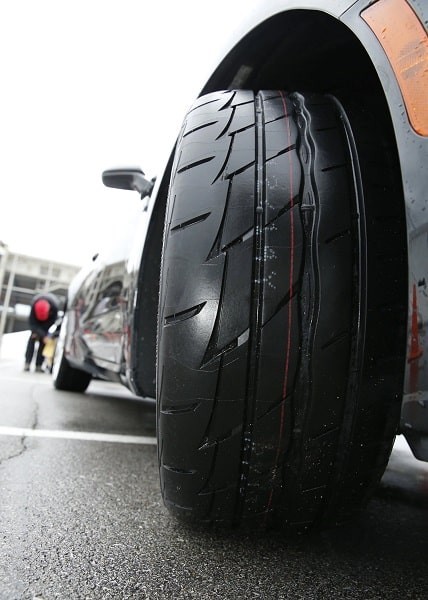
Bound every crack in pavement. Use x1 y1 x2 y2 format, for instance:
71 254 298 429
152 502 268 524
0 435 28 465
0 384 40 466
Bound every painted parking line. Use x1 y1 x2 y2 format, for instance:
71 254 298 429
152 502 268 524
0 426 156 445
0 374 53 385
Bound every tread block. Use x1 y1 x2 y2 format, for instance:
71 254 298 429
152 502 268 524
211 238 253 354
221 127 256 179
169 180 229 231
220 169 255 249
264 153 301 224
159 355 220 406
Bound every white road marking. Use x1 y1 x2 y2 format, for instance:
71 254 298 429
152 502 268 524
0 374 53 385
0 426 156 445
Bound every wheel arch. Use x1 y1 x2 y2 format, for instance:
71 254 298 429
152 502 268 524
129 151 174 398
201 9 389 104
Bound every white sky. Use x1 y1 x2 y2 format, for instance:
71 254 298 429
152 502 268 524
0 0 253 267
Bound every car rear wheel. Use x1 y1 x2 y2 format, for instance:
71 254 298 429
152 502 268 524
157 90 407 532
53 322 92 393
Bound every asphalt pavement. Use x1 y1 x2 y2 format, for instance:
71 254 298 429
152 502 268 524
0 355 427 600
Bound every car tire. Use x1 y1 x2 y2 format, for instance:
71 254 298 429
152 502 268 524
157 90 407 532
53 331 92 393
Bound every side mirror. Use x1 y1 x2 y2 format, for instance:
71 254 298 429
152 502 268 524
102 168 156 204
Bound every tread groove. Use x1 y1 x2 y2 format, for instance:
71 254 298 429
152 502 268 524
261 288 299 329
183 121 218 138
321 163 346 173
164 302 206 326
200 329 249 369
188 96 227 114
256 396 287 421
206 181 232 261
177 156 214 174
171 212 211 232
163 465 196 474
263 196 299 229
161 403 201 415
320 330 350 350
264 114 287 125
198 423 243 450
221 228 254 253
200 254 229 366
218 91 237 111
309 426 341 441
324 229 351 244
212 137 234 183
223 160 256 181
216 108 235 139
265 143 296 162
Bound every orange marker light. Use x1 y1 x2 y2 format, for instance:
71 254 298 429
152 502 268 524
362 0 428 136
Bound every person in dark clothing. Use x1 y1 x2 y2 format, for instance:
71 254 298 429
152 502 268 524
24 293 59 372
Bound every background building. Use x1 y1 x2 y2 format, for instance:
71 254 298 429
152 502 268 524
0 241 80 338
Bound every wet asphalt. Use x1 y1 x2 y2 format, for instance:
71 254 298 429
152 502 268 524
0 358 427 600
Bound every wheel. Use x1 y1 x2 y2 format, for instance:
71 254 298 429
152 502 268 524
53 349 92 393
157 90 407 532
52 320 92 393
